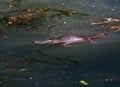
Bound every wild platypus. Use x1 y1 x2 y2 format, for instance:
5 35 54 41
34 33 109 46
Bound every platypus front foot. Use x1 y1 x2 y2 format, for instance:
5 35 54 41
88 39 95 43
60 42 71 47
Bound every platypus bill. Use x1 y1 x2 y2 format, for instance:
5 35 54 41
34 33 109 46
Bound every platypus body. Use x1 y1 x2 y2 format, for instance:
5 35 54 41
34 33 109 46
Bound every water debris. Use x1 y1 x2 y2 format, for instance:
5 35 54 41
0 7 88 28
6 0 24 9
58 9 88 16
109 25 120 31
7 13 39 25
7 7 88 17
18 68 28 72
91 17 120 25
91 17 120 32
80 80 88 86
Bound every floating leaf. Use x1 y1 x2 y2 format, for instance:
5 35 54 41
18 68 28 72
80 80 88 86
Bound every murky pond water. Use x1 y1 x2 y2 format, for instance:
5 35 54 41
0 0 120 87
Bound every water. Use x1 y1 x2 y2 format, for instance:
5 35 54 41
0 0 120 87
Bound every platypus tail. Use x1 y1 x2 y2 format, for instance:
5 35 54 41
34 40 51 44
84 33 109 43
87 33 109 39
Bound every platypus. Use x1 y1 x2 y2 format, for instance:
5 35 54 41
34 33 109 46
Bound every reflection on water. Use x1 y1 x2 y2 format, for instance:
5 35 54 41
0 0 120 87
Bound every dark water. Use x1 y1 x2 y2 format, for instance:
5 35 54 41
0 0 120 87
